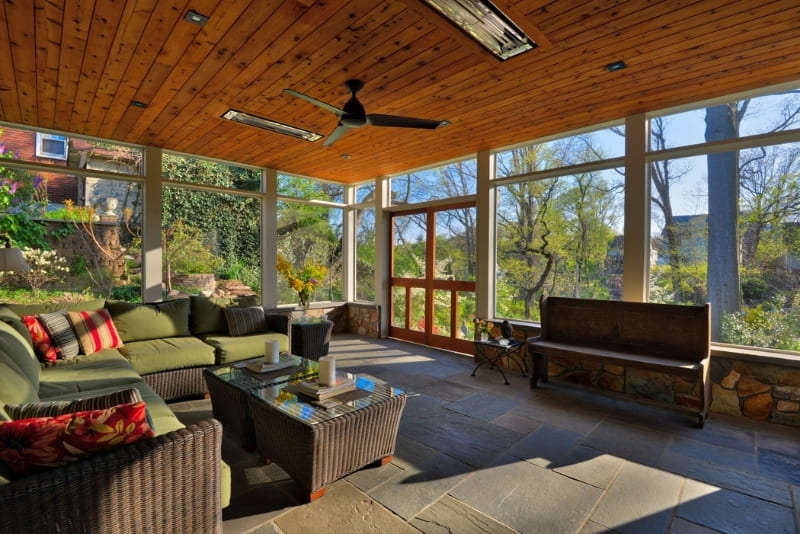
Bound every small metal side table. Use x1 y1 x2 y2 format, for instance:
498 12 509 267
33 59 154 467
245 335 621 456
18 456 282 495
291 319 334 361
472 338 527 385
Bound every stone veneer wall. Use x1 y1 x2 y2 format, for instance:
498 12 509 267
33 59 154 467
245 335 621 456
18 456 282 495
504 322 800 427
325 302 380 338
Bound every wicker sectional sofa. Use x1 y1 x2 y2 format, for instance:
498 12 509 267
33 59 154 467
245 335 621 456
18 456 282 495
0 295 291 533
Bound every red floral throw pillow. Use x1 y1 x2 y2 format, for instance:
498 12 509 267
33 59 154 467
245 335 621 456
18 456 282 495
0 401 154 476
21 315 58 363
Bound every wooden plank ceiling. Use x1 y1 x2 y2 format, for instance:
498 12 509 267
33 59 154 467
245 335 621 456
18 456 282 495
1 0 799 184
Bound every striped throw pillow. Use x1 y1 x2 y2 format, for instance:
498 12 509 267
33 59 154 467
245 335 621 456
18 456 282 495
67 309 123 355
38 311 80 359
223 306 267 336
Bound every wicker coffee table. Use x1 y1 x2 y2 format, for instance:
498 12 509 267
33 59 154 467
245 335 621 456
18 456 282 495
247 374 406 501
203 356 318 450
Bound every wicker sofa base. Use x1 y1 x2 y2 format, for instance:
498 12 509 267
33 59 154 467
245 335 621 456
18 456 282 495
248 391 406 499
144 367 209 402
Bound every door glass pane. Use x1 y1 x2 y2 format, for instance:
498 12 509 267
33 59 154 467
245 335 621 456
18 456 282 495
457 291 476 339
435 207 476 281
392 286 406 328
410 287 426 332
433 289 451 337
393 214 426 278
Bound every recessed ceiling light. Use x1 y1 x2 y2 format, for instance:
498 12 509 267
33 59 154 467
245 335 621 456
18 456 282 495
606 60 627 72
422 0 536 60
222 109 323 142
184 10 208 26
130 100 147 108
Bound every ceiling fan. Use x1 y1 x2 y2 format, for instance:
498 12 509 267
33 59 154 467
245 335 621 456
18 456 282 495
284 79 447 147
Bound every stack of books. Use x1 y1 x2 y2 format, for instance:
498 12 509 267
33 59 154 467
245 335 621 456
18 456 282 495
245 355 296 373
298 374 356 400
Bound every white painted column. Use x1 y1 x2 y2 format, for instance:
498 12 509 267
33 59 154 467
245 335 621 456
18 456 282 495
622 113 650 302
141 146 163 302
374 177 391 337
476 149 496 319
262 168 278 309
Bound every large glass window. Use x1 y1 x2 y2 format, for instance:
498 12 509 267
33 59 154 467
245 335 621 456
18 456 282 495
391 158 477 204
648 90 800 351
355 206 375 301
162 154 262 298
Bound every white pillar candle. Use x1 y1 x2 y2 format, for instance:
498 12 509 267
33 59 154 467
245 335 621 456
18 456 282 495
264 340 280 363
318 356 336 386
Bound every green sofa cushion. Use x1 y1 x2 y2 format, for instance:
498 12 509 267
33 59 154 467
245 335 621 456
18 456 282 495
190 295 260 335
38 350 142 398
0 306 32 344
119 337 215 376
200 332 289 364
0 320 40 393
106 299 191 342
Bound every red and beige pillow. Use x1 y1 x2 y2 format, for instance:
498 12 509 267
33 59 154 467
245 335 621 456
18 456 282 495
0 401 154 476
66 309 123 355
21 315 58 363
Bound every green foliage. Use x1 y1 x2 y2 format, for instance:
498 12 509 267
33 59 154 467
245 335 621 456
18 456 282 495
721 298 800 351
163 220 225 274
110 284 142 303
0 129 49 248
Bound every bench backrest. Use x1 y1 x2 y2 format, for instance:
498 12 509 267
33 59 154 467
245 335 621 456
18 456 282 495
540 296 710 362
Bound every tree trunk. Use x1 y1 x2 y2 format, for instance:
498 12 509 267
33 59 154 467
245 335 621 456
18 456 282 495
705 104 742 340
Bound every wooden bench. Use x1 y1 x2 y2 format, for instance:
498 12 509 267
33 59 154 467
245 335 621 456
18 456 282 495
527 296 711 427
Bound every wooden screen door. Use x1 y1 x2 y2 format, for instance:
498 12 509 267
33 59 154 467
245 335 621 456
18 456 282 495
389 202 476 353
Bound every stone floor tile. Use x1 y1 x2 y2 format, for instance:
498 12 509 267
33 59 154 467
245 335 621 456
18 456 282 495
491 409 543 435
758 448 800 485
590 461 684 534
580 520 620 533
658 452 793 507
667 517 722 533
512 392 607 435
507 423 584 468
418 378 480 402
450 453 603 534
445 390 520 421
345 460 405 493
273 481 419 534
553 445 625 490
410 495 518 533
667 435 756 473
678 479 796 533
366 450 474 520
581 418 673 467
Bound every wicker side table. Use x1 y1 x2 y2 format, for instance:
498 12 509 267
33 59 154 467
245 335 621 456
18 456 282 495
291 319 334 361
248 375 406 501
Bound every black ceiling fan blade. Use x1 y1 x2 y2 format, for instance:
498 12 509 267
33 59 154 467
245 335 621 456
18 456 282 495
323 124 351 147
367 114 443 129
284 89 343 116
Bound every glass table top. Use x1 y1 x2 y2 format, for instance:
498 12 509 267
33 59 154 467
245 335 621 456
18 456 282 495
250 374 405 426
205 354 319 391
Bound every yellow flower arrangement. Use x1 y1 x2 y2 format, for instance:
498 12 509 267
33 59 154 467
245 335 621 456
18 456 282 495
276 254 327 308
475 319 494 335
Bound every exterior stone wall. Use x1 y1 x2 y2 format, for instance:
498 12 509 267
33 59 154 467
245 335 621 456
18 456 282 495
42 219 125 276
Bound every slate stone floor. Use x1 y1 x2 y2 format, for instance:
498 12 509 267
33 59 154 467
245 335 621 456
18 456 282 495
171 334 800 534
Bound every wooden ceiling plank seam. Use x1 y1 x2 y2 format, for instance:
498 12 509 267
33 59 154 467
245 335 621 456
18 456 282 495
68 0 127 134
53 0 95 132
147 0 320 148
123 0 256 140
495 1 553 49
85 0 158 138
34 0 63 129
96 0 191 139
5 0 39 126
0 0 23 123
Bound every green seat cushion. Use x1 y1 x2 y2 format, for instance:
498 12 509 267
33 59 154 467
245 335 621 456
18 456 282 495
106 299 191 342
190 295 260 335
119 337 215 375
200 332 289 364
38 350 142 398
0 359 39 407
0 320 40 392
